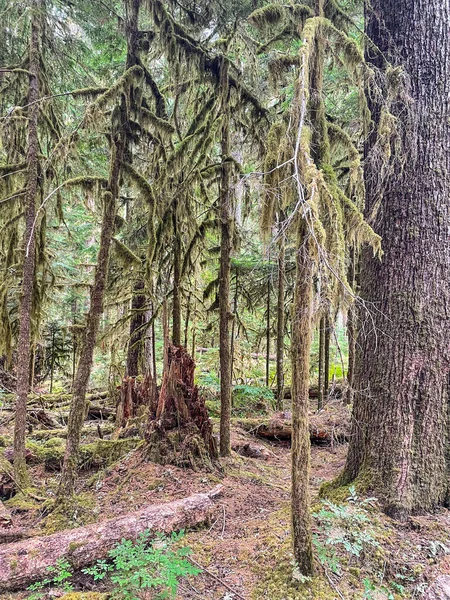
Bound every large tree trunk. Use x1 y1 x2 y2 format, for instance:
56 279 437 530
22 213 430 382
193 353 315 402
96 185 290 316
343 0 450 516
291 222 314 576
0 487 222 591
13 2 41 487
218 58 233 457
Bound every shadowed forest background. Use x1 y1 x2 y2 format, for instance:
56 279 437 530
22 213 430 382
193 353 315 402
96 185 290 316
0 0 449 599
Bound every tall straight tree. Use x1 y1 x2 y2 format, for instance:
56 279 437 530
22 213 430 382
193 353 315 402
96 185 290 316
344 0 450 516
58 0 142 498
13 0 41 486
218 55 233 457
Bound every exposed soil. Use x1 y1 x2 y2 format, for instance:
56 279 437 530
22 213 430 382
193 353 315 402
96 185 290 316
1 399 450 599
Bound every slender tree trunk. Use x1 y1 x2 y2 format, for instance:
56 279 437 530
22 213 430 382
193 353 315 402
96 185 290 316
317 316 325 410
162 298 169 373
144 304 155 378
324 314 330 400
276 233 285 410
184 292 191 349
126 280 146 377
344 0 450 516
172 208 182 346
219 57 233 457
13 3 40 487
58 134 124 499
291 222 314 576
49 330 55 393
230 273 238 386
265 275 271 388
346 248 357 405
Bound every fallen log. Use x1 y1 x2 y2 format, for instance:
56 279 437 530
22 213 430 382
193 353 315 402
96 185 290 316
0 527 33 544
234 403 350 446
279 383 344 400
0 485 223 591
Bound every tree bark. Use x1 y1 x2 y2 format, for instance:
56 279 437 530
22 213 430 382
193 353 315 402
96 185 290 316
324 314 330 401
219 57 233 457
344 0 450 516
172 207 182 346
0 487 222 591
345 247 357 405
265 275 271 387
145 344 218 469
291 222 314 576
317 316 325 410
58 139 124 499
126 280 146 377
13 2 41 487
276 232 285 410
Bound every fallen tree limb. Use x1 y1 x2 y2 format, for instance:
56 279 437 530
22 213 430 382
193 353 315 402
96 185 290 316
0 485 223 591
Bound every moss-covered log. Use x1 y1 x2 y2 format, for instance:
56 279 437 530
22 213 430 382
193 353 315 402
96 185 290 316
0 486 223 591
4 438 141 471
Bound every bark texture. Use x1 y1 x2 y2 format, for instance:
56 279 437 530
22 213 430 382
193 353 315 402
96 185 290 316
145 344 218 470
126 280 146 377
275 233 285 410
0 487 222 591
58 154 122 498
344 0 450 515
218 58 233 457
13 2 40 487
291 223 314 575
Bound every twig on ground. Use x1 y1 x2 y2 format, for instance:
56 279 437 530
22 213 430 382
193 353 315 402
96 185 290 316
189 557 246 600
220 504 226 539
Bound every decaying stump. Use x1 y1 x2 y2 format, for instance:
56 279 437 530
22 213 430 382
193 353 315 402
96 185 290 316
0 456 15 499
0 486 223 591
116 374 157 430
145 345 218 470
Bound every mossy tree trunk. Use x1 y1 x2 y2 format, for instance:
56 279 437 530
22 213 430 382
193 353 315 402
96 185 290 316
344 0 450 516
172 206 182 346
218 57 233 457
58 166 122 499
276 231 285 410
126 279 146 377
317 315 325 410
276 235 286 410
13 1 41 487
291 221 314 576
345 247 357 405
324 314 330 400
58 58 130 495
265 275 271 387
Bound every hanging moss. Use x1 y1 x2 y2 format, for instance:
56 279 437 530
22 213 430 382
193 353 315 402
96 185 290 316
249 4 285 29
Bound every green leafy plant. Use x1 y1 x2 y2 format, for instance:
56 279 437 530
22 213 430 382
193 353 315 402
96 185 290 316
27 559 73 599
83 530 201 599
313 487 380 571
232 384 275 414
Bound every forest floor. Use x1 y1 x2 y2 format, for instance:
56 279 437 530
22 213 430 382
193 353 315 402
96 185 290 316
1 396 450 599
